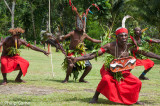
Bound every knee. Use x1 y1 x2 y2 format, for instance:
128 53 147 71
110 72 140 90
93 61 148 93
86 65 92 70
68 63 74 68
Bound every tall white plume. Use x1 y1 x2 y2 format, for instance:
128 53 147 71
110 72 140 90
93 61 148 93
122 15 132 28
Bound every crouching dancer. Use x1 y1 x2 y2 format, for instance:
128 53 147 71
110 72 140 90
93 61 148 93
68 27 160 105
0 28 49 85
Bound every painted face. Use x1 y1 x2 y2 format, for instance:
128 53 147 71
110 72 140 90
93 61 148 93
117 32 128 45
76 15 83 31
134 28 141 36
12 33 21 39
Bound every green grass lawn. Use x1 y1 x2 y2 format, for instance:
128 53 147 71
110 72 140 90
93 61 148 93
0 47 160 106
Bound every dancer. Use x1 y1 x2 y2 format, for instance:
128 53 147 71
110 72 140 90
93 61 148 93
0 28 49 85
60 1 101 83
130 27 160 80
68 17 160 105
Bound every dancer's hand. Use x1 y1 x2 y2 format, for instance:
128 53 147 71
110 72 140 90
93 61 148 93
67 56 77 64
44 51 49 56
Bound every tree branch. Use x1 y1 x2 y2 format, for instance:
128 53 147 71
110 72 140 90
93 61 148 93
3 0 12 14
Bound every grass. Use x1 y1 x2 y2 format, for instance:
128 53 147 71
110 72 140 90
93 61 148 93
0 47 160 106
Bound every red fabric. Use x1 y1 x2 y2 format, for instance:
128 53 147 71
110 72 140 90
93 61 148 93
149 39 152 46
116 28 128 35
92 4 100 10
67 52 84 56
1 55 29 76
150 39 152 42
130 35 138 47
72 6 77 12
136 59 154 70
100 48 106 53
129 36 154 70
26 43 31 47
96 65 142 105
132 46 139 58
130 35 139 58
69 0 72 6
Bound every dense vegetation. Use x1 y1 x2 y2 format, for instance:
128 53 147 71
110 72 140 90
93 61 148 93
0 0 160 49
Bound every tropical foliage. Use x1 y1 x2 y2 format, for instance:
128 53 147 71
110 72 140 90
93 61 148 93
0 0 160 48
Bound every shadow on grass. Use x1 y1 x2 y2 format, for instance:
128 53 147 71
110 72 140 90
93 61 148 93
140 100 155 105
45 79 75 83
10 97 33 102
0 79 25 84
65 97 124 105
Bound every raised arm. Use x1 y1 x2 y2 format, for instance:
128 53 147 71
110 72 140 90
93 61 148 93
85 33 101 43
68 44 108 63
20 39 49 56
146 39 160 43
0 38 6 46
59 31 73 41
137 50 160 60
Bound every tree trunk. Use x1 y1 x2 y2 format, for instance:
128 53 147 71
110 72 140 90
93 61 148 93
3 0 16 28
11 0 16 28
30 3 36 40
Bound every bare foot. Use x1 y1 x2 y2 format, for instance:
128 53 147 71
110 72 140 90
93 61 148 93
89 98 98 104
139 76 149 80
79 79 89 83
135 101 144 105
0 80 7 85
62 79 68 83
15 79 26 83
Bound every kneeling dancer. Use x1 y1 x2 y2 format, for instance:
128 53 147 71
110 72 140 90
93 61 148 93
0 28 49 85
68 27 160 105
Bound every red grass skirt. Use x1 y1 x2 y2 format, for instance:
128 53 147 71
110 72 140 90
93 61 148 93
1 55 29 76
96 65 142 105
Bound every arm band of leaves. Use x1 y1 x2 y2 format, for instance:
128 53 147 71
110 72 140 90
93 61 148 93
100 47 106 53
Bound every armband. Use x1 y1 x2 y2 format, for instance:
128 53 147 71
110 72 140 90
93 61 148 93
149 39 152 42
100 48 106 53
26 43 31 47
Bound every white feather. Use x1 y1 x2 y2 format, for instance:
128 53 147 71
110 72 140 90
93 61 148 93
122 15 132 28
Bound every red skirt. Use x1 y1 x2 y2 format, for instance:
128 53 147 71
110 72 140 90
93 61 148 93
1 55 29 76
96 65 142 105
136 59 154 70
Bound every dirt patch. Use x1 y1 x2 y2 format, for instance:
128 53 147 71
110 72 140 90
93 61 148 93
0 84 69 96
0 85 94 96
83 89 94 93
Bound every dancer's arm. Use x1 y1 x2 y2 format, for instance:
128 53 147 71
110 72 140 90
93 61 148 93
0 38 6 46
85 33 101 43
67 44 108 63
59 31 73 41
146 39 160 43
137 50 160 60
21 39 49 56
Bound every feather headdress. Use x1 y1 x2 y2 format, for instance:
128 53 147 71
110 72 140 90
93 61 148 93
69 0 100 32
9 27 25 36
116 15 133 35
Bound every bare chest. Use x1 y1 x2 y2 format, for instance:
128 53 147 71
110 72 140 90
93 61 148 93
109 46 129 58
71 33 85 43
4 39 22 49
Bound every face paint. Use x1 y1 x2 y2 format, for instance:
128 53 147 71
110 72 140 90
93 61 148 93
76 15 83 31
